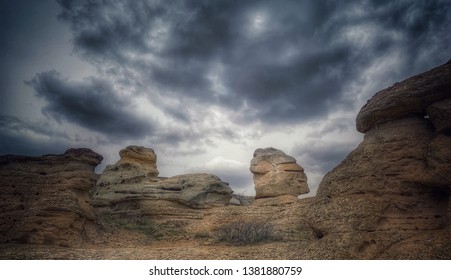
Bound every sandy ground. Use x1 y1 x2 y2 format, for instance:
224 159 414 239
0 240 308 260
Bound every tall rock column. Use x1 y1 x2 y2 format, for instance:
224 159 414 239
250 147 309 199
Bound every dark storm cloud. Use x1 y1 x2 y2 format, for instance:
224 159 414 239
292 141 356 175
57 0 166 61
291 116 361 177
55 0 451 128
26 71 155 139
214 170 253 195
0 114 70 156
343 0 451 74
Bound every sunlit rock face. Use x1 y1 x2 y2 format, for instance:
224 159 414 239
304 59 451 259
250 147 309 199
0 148 103 246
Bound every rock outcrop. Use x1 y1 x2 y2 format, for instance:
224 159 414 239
93 146 233 219
305 59 451 259
94 173 233 210
97 145 159 187
0 148 103 246
250 147 309 198
356 60 451 133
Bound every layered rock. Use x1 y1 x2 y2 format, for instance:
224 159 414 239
426 98 451 134
93 146 233 218
305 59 451 259
0 148 103 246
250 147 309 198
356 59 451 133
97 146 159 187
94 173 233 209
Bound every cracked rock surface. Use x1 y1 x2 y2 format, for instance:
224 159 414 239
304 60 451 259
0 148 102 246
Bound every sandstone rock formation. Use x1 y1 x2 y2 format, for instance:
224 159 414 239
94 173 233 209
356 60 451 133
93 146 233 220
250 147 309 198
305 59 451 259
0 148 103 246
97 146 159 187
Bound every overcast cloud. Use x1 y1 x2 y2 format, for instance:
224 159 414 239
1 0 451 195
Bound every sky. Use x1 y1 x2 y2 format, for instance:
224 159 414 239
1 0 451 196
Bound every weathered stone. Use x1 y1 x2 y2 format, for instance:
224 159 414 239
251 147 296 166
250 160 273 174
277 163 304 172
252 195 300 206
356 59 451 133
306 60 451 259
426 98 451 134
250 147 309 198
97 146 159 187
229 197 241 206
93 147 233 219
94 173 232 211
0 148 102 246
173 173 233 208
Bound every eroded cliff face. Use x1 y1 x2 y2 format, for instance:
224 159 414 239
0 148 103 246
304 59 451 259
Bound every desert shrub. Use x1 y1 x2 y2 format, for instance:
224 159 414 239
156 219 188 240
194 232 211 239
116 216 158 236
215 220 279 245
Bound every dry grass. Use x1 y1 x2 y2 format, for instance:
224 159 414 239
97 212 160 238
215 220 280 245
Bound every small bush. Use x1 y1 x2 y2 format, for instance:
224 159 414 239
116 217 158 237
194 232 211 239
215 220 279 245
